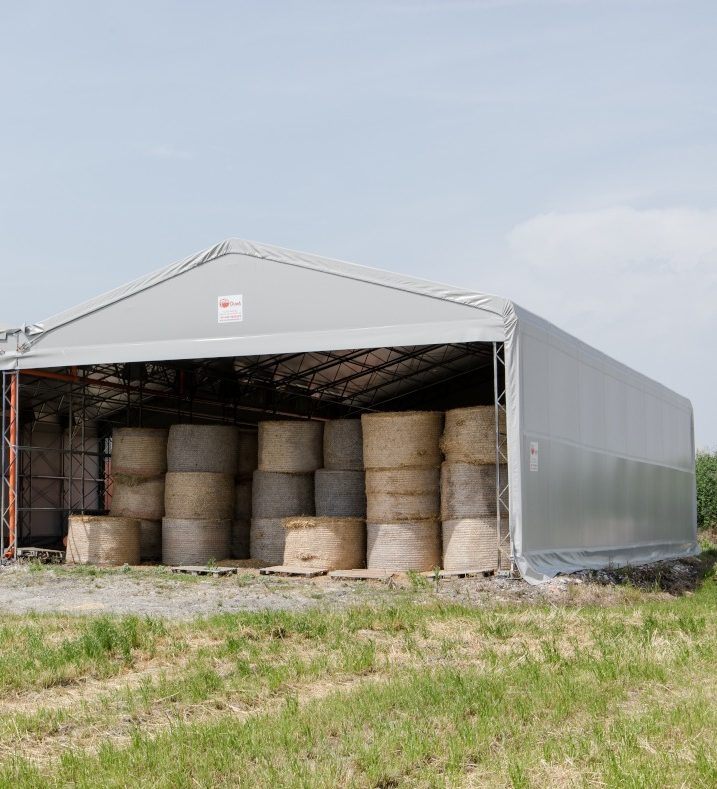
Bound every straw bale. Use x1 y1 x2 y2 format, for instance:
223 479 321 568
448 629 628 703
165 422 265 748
365 467 439 522
237 430 258 480
231 518 250 560
366 520 441 572
361 411 443 469
250 518 286 565
110 475 165 521
252 470 314 519
440 406 506 465
441 518 500 572
161 518 231 566
440 463 507 520
167 424 239 474
111 428 168 477
66 515 140 566
164 472 234 519
257 420 323 472
282 516 365 570
234 479 252 520
314 469 366 517
323 420 363 470
139 519 162 562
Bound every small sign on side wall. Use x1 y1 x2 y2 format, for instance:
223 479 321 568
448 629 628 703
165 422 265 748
529 441 539 472
218 294 243 324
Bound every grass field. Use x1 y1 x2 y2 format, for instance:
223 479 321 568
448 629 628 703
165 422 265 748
0 549 715 787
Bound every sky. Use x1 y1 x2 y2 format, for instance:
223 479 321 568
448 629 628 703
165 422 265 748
0 0 715 446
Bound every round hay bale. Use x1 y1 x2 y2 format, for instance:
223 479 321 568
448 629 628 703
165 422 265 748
314 469 366 518
257 420 323 473
234 479 252 520
167 424 239 474
366 520 441 572
323 420 363 470
365 468 439 522
164 472 234 519
237 430 258 480
110 475 165 521
440 463 507 520
282 517 365 570
442 518 499 572
250 517 286 565
66 515 140 566
440 406 506 465
111 428 168 478
231 518 250 560
361 411 443 469
161 518 231 566
139 519 162 562
252 471 314 519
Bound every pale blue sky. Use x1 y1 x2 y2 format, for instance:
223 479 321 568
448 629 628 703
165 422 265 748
1 1 715 445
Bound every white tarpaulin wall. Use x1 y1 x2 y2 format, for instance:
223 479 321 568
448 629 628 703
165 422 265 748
0 238 698 582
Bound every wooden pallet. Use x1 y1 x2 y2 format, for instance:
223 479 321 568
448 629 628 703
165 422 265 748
328 569 395 581
420 569 494 579
260 565 328 578
170 566 238 577
16 547 65 564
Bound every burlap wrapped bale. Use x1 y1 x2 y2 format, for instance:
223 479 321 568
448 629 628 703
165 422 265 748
250 517 286 565
110 475 165 521
323 420 363 470
442 518 500 572
237 430 258 480
440 406 506 465
282 517 365 570
252 471 314 519
257 420 324 473
167 425 239 474
361 411 443 469
139 519 162 562
366 520 441 572
231 518 250 560
162 518 231 566
314 469 366 518
164 472 234 519
234 479 252 520
365 468 440 522
66 515 140 566
440 463 507 520
111 428 168 478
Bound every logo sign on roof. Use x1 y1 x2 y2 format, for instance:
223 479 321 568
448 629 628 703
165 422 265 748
217 295 243 324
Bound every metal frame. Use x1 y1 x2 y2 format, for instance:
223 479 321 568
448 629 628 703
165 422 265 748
493 342 512 573
3 342 504 558
1 371 20 559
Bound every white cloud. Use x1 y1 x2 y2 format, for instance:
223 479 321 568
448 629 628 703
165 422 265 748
489 206 717 445
145 145 192 161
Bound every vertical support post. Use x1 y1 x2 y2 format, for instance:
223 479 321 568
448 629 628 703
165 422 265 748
493 342 511 574
3 371 20 558
1 372 7 559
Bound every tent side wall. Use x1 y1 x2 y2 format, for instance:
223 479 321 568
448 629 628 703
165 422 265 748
509 307 697 583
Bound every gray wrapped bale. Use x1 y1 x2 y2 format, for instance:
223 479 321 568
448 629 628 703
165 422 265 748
314 469 366 518
250 518 286 565
251 470 314 519
257 420 323 473
323 420 363 470
161 518 231 565
167 424 239 474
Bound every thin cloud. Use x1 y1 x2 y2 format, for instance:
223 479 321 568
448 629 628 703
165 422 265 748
145 145 193 161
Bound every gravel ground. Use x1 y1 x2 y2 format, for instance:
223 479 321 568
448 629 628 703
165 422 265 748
0 552 708 619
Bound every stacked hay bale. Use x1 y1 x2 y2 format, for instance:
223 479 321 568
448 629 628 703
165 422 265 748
361 411 443 572
162 425 238 565
109 428 168 561
315 420 366 518
66 515 140 566
283 517 365 570
232 430 258 559
440 406 508 572
251 420 322 565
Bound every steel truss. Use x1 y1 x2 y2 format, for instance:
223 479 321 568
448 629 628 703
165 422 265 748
493 342 512 572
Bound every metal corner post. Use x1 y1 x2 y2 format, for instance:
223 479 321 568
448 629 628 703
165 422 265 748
492 342 511 573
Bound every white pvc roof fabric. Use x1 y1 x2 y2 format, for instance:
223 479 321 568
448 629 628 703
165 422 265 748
0 238 698 582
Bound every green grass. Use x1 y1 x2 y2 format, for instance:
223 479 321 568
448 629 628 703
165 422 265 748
0 556 716 787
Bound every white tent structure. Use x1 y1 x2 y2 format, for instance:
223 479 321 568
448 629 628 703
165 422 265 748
0 239 697 582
